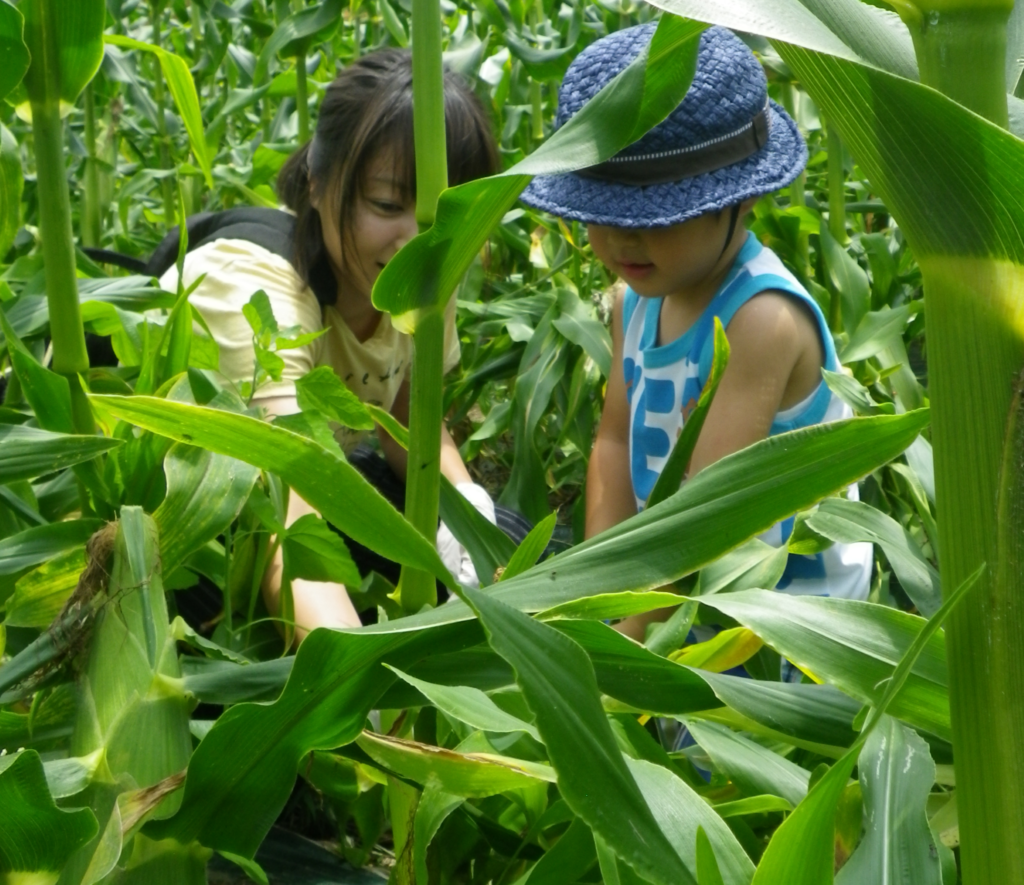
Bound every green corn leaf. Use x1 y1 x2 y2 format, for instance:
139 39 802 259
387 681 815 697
835 716 947 885
0 519 101 578
103 35 214 187
385 665 541 740
699 590 950 740
0 750 97 876
21 0 104 113
819 222 870 336
748 562 980 885
806 497 941 616
710 796 793 819
378 0 409 47
696 671 861 751
504 32 575 80
683 719 810 807
146 622 482 855
153 443 259 569
516 816 597 885
90 395 452 584
500 512 556 581
439 474 516 586
5 546 87 628
413 786 463 885
840 303 921 364
373 15 707 324
647 317 729 509
0 424 120 484
646 0 916 79
696 827 726 885
0 304 73 433
624 757 755 885
463 585 697 885
295 366 375 431
0 124 22 262
356 730 556 797
282 513 361 587
0 3 27 104
551 289 613 378
363 411 929 634
253 0 342 83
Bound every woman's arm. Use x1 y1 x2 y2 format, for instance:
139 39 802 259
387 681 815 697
256 394 362 643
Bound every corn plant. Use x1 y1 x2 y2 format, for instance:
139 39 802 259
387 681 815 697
0 0 997 883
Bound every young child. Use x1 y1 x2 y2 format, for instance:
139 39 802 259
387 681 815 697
521 24 872 639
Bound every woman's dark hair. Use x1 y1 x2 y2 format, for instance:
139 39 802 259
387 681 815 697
278 49 499 291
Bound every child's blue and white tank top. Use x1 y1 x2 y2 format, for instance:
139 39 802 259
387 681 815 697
622 232 872 600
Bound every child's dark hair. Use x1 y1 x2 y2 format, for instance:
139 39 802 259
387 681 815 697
278 49 499 288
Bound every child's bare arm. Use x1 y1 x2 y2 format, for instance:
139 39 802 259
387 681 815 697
586 290 638 539
689 291 824 477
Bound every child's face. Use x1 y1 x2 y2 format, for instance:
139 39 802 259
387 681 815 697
316 151 418 304
587 208 739 300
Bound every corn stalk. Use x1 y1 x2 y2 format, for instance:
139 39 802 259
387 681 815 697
398 0 448 613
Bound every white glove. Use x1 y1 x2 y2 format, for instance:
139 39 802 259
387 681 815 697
436 482 497 590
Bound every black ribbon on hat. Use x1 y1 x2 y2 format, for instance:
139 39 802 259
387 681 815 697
576 103 770 186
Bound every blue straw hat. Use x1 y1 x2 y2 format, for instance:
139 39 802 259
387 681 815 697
520 24 807 228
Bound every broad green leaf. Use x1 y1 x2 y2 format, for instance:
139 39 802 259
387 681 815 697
699 590 949 739
626 757 756 885
413 786 463 885
373 16 707 323
696 827 726 885
750 744 860 885
673 627 763 674
0 124 22 262
822 369 895 416
356 730 555 797
504 32 574 80
0 3 27 103
806 497 941 616
697 672 861 751
749 563 978 885
90 396 452 584
514 816 596 885
500 512 556 581
282 513 361 587
103 35 214 187
840 303 921 364
439 474 516 586
147 622 481 856
835 716 946 885
820 223 870 336
648 318 729 509
253 0 342 83
552 288 613 378
22 0 104 112
646 0 917 80
0 424 120 484
153 443 259 569
5 546 86 628
0 519 101 577
180 656 293 705
464 585 697 885
378 0 409 47
386 665 541 740
363 412 929 633
295 366 375 431
683 719 809 807
539 590 685 622
0 750 97 875
556 620 720 715
711 796 793 818
697 538 789 595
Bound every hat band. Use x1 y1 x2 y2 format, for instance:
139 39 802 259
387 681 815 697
576 104 770 186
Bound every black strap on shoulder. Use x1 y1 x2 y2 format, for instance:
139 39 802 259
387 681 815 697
144 207 297 279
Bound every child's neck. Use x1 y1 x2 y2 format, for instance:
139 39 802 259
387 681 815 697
334 286 382 342
657 231 745 347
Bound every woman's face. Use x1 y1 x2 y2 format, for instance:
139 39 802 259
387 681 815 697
314 151 418 306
